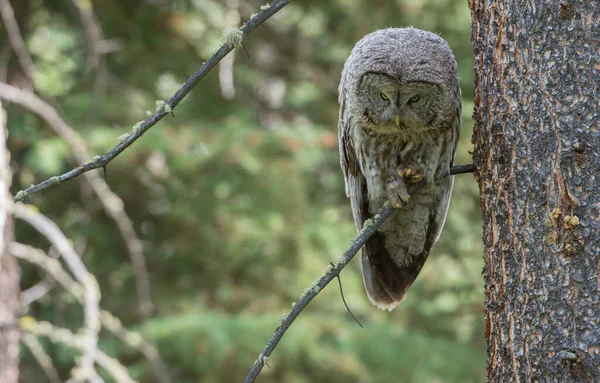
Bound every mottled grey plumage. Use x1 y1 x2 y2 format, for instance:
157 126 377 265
338 28 461 310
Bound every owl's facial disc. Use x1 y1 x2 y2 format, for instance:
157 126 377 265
387 82 443 131
371 87 429 132
355 73 444 133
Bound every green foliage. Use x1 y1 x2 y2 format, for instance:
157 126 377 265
135 311 485 383
10 0 484 381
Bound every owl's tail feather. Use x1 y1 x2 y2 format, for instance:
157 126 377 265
361 231 426 311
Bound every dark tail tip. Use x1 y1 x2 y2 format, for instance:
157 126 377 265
361 232 426 311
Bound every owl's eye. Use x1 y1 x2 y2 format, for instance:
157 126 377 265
380 92 389 101
408 95 421 103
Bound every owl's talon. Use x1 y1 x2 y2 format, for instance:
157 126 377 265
390 191 410 208
396 166 423 184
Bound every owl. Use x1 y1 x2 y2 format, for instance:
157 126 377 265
338 28 461 311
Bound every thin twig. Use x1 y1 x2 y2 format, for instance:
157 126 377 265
20 281 53 308
21 333 62 383
11 0 293 203
20 240 87 310
100 310 172 383
70 0 103 72
244 164 476 383
12 208 101 383
0 0 36 85
13 242 171 383
21 319 136 383
70 0 109 122
331 262 362 328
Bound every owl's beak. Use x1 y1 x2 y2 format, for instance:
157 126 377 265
395 116 401 127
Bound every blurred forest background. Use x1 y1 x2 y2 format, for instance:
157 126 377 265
4 0 484 382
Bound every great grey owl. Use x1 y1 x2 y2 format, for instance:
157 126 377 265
338 28 461 310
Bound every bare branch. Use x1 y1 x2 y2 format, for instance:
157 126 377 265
11 243 81 297
0 83 154 318
244 164 476 383
0 0 35 85
13 242 171 383
19 242 82 309
70 0 103 72
21 333 61 383
11 208 101 383
10 0 293 203
70 0 110 122
100 310 171 383
20 281 53 308
21 319 136 383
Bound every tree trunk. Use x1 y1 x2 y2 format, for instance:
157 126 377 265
0 103 19 382
470 0 600 381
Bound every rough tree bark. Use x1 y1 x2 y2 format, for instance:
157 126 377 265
0 103 19 381
470 0 600 381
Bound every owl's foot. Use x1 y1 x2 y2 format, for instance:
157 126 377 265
396 166 423 184
387 179 411 208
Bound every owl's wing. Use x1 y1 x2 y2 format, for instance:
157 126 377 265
338 93 367 233
338 94 396 308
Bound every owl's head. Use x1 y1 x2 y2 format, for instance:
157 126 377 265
355 72 447 132
340 28 461 134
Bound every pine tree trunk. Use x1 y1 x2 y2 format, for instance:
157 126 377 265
470 0 600 381
0 104 19 382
